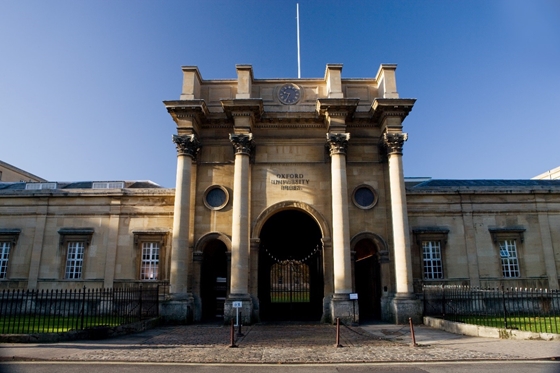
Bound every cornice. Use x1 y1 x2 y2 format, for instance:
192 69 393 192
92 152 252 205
370 98 416 125
163 100 209 127
221 99 264 120
316 98 360 119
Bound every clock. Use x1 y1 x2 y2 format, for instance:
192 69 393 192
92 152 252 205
278 83 301 105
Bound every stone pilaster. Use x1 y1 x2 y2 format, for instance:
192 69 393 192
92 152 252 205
161 134 201 323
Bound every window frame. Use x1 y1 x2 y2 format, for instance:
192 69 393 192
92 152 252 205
489 228 525 279
58 228 94 280
133 231 169 281
413 228 449 282
0 229 20 280
421 240 444 280
351 184 378 210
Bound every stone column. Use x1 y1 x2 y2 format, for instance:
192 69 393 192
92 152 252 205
384 132 412 295
383 132 421 323
225 133 254 324
165 134 200 322
326 133 355 324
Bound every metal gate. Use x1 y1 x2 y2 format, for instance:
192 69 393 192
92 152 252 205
270 260 310 304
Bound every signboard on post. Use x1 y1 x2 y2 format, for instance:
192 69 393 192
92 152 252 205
349 293 358 300
232 301 242 327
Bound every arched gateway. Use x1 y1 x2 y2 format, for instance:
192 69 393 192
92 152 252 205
252 202 330 321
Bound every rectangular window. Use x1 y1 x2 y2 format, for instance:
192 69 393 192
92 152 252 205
65 242 85 279
500 239 520 278
0 241 11 279
141 242 159 280
422 241 443 279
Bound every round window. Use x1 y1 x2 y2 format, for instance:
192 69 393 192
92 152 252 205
203 186 229 210
352 185 377 210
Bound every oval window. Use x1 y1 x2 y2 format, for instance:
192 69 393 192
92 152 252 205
352 185 377 210
203 186 229 210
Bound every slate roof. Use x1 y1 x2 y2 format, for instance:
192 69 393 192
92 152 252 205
408 179 560 191
0 180 163 191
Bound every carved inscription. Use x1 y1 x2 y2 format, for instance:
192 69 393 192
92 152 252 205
270 173 310 191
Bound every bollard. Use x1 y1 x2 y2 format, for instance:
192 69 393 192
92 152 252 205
335 317 342 348
229 319 237 348
409 317 418 347
237 311 244 337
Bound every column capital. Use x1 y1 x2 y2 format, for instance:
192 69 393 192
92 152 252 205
172 134 202 159
229 133 255 156
383 132 408 155
326 133 350 156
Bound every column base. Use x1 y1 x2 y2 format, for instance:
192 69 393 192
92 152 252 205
387 293 422 324
224 294 254 325
330 293 359 325
160 293 197 324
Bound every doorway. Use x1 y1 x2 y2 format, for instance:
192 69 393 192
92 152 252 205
258 210 323 321
354 239 382 320
200 240 228 321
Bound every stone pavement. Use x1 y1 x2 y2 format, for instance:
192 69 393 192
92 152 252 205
0 321 559 364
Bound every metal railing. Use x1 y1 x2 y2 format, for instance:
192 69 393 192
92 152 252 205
0 285 159 334
423 285 560 334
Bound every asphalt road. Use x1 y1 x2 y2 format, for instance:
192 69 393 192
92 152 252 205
1 361 560 373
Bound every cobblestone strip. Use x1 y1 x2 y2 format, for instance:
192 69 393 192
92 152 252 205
55 323 520 363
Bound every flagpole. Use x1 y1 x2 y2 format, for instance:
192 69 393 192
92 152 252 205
297 3 301 79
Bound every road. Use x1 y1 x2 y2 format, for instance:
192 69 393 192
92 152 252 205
1 361 559 373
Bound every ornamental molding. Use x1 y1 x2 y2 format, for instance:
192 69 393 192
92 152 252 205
370 98 416 126
382 132 408 155
229 133 255 155
221 99 264 121
172 134 202 159
488 227 526 243
164 100 209 125
326 133 350 156
316 98 359 119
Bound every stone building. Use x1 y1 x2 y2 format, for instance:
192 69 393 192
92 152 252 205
0 160 45 182
1 64 559 325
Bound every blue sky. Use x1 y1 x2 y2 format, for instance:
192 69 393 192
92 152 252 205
1 0 559 187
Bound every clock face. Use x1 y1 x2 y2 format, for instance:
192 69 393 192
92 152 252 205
278 83 301 105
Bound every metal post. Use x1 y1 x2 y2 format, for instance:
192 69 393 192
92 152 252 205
335 317 342 348
139 285 143 320
229 319 237 348
409 317 418 347
80 286 86 330
237 311 244 337
501 286 508 329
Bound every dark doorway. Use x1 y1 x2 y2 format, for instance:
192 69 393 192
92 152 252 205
258 210 323 321
200 240 228 321
354 239 382 320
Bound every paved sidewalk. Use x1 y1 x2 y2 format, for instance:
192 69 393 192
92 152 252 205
0 321 558 364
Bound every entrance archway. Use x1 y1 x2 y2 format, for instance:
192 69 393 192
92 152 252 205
258 210 323 321
353 237 382 320
200 239 228 321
